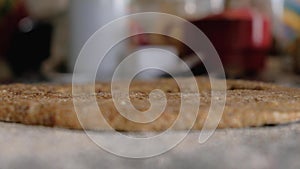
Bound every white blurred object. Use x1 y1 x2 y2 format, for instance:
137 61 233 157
271 0 285 44
271 0 284 19
121 46 179 80
210 0 225 14
25 0 69 19
69 0 129 81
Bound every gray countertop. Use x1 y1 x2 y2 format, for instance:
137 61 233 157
0 122 300 169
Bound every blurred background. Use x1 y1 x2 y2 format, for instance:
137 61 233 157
0 0 300 86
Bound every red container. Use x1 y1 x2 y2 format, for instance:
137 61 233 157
190 9 271 76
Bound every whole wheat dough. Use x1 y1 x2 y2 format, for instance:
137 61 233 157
0 77 299 131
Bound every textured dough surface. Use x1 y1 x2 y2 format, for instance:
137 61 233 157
0 77 300 131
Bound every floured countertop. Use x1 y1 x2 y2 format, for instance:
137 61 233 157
0 122 299 169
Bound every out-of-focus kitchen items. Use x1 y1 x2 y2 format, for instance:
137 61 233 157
0 0 299 85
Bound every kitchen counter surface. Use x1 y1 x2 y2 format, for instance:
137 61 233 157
0 121 299 169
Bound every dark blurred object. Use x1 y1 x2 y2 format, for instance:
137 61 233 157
189 9 271 78
7 19 53 78
0 0 27 58
0 0 27 82
292 38 300 74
